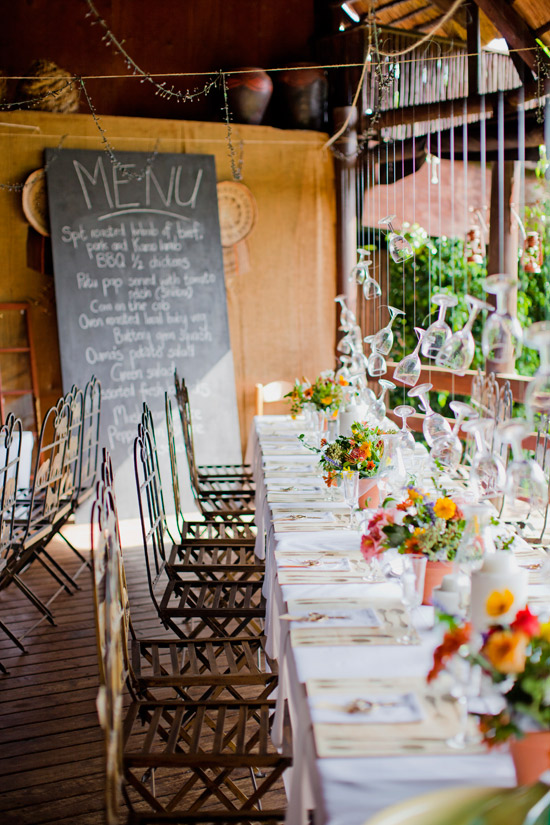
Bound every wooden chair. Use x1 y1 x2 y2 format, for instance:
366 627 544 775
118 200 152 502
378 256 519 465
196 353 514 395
164 395 256 546
91 468 289 823
254 381 293 416
135 426 265 639
174 370 252 488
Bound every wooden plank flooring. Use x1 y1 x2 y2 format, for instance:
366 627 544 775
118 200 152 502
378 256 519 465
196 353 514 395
0 529 287 824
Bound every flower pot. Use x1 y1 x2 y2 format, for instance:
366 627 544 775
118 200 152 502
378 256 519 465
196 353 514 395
510 732 550 785
423 560 454 605
358 477 380 510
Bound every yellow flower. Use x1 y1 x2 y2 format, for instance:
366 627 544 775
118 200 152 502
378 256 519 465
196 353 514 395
486 588 515 618
413 527 426 536
540 622 550 642
320 396 333 406
483 630 528 674
408 488 423 502
433 497 457 520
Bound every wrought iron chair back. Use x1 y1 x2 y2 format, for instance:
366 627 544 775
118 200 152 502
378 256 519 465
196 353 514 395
76 375 101 505
165 392 186 540
174 369 201 499
0 414 22 565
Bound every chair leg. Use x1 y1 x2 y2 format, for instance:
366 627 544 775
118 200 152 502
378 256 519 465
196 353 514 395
0 618 27 654
9 572 56 625
57 530 92 569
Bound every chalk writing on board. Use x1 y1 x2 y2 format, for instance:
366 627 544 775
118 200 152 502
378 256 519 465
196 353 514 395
46 149 241 518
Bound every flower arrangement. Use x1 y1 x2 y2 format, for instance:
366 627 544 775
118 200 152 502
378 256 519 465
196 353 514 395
360 487 465 563
300 422 386 487
285 373 347 418
428 606 550 747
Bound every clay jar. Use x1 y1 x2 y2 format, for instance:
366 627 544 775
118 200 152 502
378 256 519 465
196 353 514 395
226 68 273 125
274 65 328 131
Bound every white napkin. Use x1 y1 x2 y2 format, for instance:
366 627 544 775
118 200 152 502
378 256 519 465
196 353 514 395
277 557 352 572
310 692 423 725
272 511 336 524
267 482 323 493
289 607 382 627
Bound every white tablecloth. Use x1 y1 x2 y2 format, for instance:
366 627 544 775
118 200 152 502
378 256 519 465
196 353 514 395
249 414 534 825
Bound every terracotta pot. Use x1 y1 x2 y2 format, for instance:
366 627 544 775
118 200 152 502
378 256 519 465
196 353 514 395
510 732 550 785
226 68 273 125
358 477 380 510
422 560 454 605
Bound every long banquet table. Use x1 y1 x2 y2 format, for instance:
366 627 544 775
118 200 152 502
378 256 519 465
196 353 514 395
247 414 550 825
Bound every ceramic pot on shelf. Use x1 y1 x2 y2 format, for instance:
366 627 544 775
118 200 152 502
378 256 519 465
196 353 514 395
422 560 454 605
226 68 273 125
274 65 328 131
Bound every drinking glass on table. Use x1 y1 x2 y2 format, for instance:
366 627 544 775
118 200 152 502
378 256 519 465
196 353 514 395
399 554 427 643
342 469 359 527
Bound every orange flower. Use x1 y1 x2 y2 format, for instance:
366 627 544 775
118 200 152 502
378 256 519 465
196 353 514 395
433 497 457 520
365 460 375 471
486 589 515 618
303 387 313 399
338 375 349 386
482 630 528 674
320 395 333 406
408 488 423 501
323 471 338 488
428 623 472 682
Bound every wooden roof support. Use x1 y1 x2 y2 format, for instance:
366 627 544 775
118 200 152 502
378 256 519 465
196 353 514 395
470 0 541 74
466 1 481 95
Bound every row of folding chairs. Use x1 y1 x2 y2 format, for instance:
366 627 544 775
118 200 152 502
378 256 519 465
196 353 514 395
0 376 101 669
90 398 289 822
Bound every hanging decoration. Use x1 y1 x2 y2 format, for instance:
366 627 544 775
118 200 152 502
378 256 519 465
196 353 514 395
523 231 543 274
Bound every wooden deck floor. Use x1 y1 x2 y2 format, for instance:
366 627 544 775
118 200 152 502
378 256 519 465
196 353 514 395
0 528 287 824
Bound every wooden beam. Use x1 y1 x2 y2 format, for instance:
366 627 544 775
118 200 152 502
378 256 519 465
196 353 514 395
470 0 540 74
387 3 432 28
534 20 550 39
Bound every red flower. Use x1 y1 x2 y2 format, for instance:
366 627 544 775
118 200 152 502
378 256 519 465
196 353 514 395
320 438 327 447
510 607 540 639
427 623 472 683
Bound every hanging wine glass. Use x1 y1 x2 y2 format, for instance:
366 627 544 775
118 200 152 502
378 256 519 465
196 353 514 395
335 355 352 384
369 379 395 425
407 382 452 447
462 419 506 499
481 274 522 365
348 248 370 285
393 404 416 452
497 419 547 510
364 336 387 378
435 295 493 376
362 264 382 300
429 401 477 473
524 322 550 421
335 294 356 331
393 328 425 387
421 293 458 359
371 306 405 356
378 215 414 264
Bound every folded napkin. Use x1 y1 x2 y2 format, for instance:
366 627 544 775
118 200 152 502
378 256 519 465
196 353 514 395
310 691 423 725
267 482 323 493
277 557 352 572
272 511 336 524
285 607 382 627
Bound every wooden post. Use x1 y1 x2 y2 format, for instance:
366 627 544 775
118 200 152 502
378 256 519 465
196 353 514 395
486 160 519 374
333 105 358 324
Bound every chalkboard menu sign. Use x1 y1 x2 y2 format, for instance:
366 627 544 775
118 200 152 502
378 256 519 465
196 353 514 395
46 148 241 518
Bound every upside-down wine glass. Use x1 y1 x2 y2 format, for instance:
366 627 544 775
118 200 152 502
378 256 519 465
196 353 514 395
378 215 414 264
462 418 506 499
348 248 370 286
379 433 408 495
335 355 352 384
369 379 395 425
524 322 550 422
429 401 477 473
371 306 405 356
421 293 458 359
481 274 523 365
436 295 493 375
335 294 357 331
393 404 416 453
498 419 547 511
393 328 425 387
407 382 452 447
364 336 387 378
